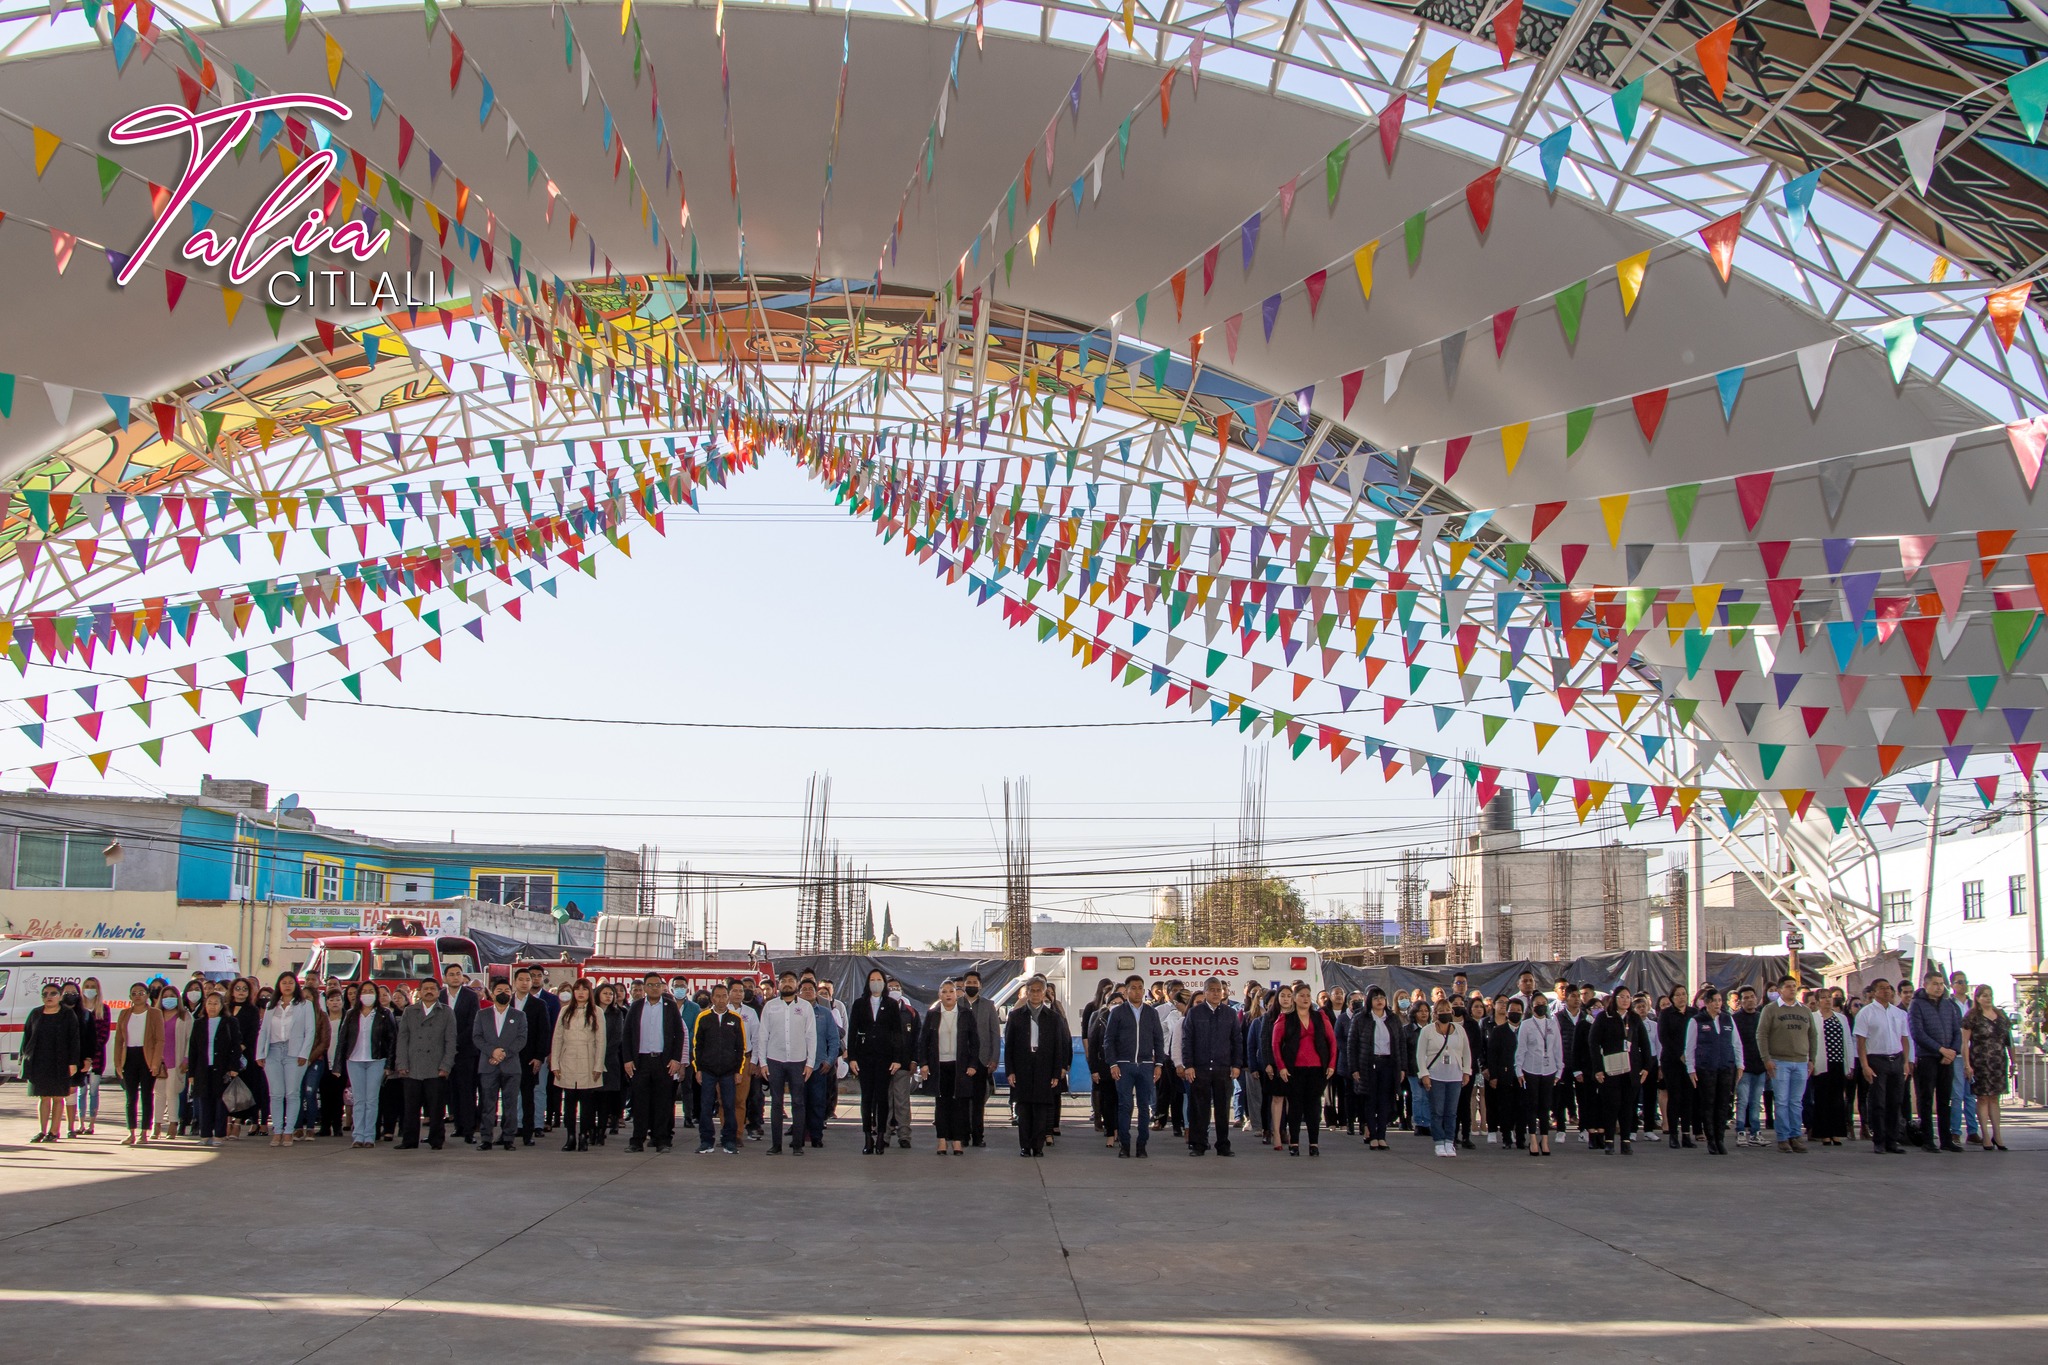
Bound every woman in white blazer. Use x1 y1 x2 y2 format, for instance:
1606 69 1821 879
1515 998 1565 1157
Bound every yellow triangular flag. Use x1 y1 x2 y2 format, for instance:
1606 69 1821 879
1533 722 1559 751
1447 541 1471 577
268 531 288 559
1353 240 1379 302
1617 249 1652 316
1599 492 1629 546
1691 582 1723 624
89 751 112 775
1027 222 1040 262
1615 693 1640 724
1426 51 1455 110
1501 420 1530 474
33 127 62 177
324 34 344 91
620 0 633 33
222 288 243 326
1124 0 1135 47
1667 602 1695 630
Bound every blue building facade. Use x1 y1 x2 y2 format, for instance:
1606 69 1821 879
176 805 625 921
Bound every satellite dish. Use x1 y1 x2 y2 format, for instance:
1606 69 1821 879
279 794 301 812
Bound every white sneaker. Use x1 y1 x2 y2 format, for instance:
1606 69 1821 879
1444 1142 1457 1157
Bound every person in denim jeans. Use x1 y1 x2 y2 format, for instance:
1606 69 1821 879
1758 976 1818 1152
1731 987 1767 1145
1946 972 1981 1143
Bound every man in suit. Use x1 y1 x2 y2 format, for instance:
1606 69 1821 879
441 964 480 1143
472 979 526 1151
1180 976 1243 1157
394 979 458 1150
624 972 687 1152
961 969 1001 1148
1005 974 1071 1157
1102 974 1166 1158
513 968 550 1146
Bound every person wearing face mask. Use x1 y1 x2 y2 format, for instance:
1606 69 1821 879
333 984 395 1149
314 991 347 1139
1418 1004 1472 1158
74 977 112 1137
185 989 244 1148
846 969 907 1155
959 969 1001 1148
472 981 528 1151
884 980 920 1149
754 971 819 1156
172 983 205 1135
152 984 188 1142
918 979 981 1156
1515 997 1564 1157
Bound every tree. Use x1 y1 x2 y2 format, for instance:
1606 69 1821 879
923 934 962 952
1181 871 1311 946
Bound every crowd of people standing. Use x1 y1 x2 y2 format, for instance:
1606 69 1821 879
15 958 2024 1164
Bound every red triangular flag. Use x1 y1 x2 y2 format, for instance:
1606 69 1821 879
1632 388 1669 444
1736 471 1775 532
1530 501 1566 540
164 271 186 312
1304 269 1328 318
1698 212 1741 282
1493 0 1523 68
1466 168 1501 235
1492 306 1516 357
1378 93 1406 166
1340 369 1363 416
1444 435 1472 480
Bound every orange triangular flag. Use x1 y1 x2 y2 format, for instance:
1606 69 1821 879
1697 19 1737 103
1986 280 2030 351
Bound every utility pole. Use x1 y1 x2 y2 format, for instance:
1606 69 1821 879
2027 773 2044 972
1914 778 1942 980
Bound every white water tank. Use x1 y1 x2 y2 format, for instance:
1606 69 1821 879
595 914 679 959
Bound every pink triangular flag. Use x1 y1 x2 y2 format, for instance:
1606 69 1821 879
1803 0 1830 35
1927 559 1969 620
1379 93 1406 166
1896 534 1936 578
1278 176 1299 223
2007 415 2048 489
51 228 77 274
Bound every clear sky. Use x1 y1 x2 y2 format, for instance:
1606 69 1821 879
20 449 1704 950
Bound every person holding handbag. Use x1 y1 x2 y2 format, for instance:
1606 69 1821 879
1588 987 1653 1155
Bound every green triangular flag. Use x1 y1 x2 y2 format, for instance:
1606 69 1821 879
1403 211 1426 267
97 155 122 200
1482 714 1507 742
1134 292 1148 331
1118 116 1131 169
284 0 302 46
2009 59 2048 143
1564 405 1595 456
1722 788 1758 822
1325 141 1351 208
139 738 163 765
423 0 441 36
342 673 362 699
1555 279 1587 345
1967 674 1997 711
1757 744 1784 779
1665 483 1700 537
1992 610 2037 671
1613 77 1645 141
1672 697 1700 728
264 304 285 337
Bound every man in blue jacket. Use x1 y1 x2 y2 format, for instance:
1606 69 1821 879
1906 969 1964 1153
1178 977 1243 1157
1102 975 1166 1158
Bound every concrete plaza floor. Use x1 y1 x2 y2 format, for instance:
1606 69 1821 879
0 1088 2043 1364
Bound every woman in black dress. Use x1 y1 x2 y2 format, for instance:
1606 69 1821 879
23 982 82 1142
1964 985 2014 1151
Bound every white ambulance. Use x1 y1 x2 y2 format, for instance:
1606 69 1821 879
1020 947 1323 1039
0 939 240 1079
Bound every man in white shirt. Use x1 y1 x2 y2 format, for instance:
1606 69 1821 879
755 971 819 1155
1853 978 1916 1155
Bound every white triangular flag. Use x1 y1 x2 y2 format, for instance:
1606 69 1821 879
44 383 71 423
1867 707 1897 741
1907 435 1956 506
1688 739 1724 778
288 695 309 720
1935 614 1970 658
1383 349 1410 403
1090 149 1106 201
1898 113 1946 195
1795 339 1837 410
1688 542 1720 583
1753 628 1778 675
938 84 950 137
505 117 520 154
579 51 592 105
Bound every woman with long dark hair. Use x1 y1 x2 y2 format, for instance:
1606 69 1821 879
154 982 189 1142
1588 987 1653 1156
1345 987 1402 1150
1272 982 1336 1156
223 977 264 1137
549 978 606 1151
23 982 81 1142
595 981 628 1144
186 989 243 1147
112 983 166 1146
1807 990 1855 1146
334 984 394 1149
74 976 112 1136
1964 985 2014 1151
1516 996 1563 1156
314 990 347 1139
259 970 313 1147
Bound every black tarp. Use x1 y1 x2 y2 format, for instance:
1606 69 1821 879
468 928 591 967
1320 949 1831 1002
773 953 1025 1015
